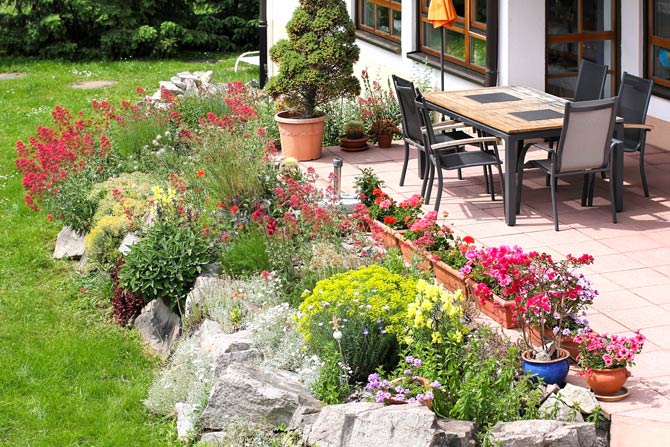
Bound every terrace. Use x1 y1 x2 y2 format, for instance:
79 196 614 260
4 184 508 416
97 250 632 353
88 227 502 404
303 130 670 446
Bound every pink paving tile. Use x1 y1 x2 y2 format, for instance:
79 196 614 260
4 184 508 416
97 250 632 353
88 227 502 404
631 351 670 380
633 284 670 305
599 234 661 253
651 263 670 277
639 375 670 398
607 305 670 330
580 253 646 274
624 247 670 268
601 267 670 289
587 274 625 292
587 312 630 334
548 239 617 258
591 289 653 313
635 325 670 350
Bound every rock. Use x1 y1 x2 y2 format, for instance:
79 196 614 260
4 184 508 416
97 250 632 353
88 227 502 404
199 431 225 445
557 383 600 414
306 402 476 447
289 404 322 435
489 419 596 447
213 348 262 377
184 276 228 319
53 226 86 259
184 78 198 96
170 76 187 90
133 298 181 359
159 81 183 93
195 70 213 84
118 232 140 256
175 402 197 440
540 395 584 422
199 363 322 431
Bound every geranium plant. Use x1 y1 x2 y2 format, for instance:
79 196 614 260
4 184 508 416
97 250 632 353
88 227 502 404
403 210 476 269
574 330 646 373
366 188 423 230
461 246 597 359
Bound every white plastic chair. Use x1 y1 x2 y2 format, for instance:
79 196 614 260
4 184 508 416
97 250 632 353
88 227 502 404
234 51 260 72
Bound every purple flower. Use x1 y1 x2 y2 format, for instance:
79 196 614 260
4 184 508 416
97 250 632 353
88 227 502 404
424 391 435 401
363 327 369 335
430 381 442 389
413 358 422 367
404 369 413 375
405 356 414 364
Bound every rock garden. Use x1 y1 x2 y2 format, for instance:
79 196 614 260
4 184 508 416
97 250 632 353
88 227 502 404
16 65 647 446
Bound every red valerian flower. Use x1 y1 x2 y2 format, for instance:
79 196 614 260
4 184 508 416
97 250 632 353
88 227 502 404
197 169 206 177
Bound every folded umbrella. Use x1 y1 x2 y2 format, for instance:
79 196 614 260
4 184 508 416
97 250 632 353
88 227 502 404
427 0 457 90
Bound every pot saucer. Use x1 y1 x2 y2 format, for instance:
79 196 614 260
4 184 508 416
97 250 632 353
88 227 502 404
593 386 629 402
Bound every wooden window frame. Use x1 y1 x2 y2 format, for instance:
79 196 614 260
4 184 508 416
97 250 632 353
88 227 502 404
417 0 488 76
545 0 619 98
356 0 402 44
646 0 670 99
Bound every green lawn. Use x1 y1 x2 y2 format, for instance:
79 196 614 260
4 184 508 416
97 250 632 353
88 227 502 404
0 56 257 446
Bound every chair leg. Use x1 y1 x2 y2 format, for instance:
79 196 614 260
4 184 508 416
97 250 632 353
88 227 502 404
399 142 410 186
457 168 463 180
434 166 444 212
483 166 491 194
581 174 590 207
516 144 532 215
421 161 432 202
550 174 560 231
587 174 596 207
609 167 618 223
425 161 436 204
640 145 649 197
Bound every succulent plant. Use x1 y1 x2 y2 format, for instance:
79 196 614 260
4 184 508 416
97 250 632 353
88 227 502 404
343 120 366 139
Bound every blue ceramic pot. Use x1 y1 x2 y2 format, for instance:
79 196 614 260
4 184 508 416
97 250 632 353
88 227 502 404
522 349 570 386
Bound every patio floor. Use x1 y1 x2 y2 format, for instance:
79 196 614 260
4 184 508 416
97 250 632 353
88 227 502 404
302 139 670 446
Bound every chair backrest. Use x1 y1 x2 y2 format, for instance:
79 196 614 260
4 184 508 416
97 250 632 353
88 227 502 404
573 59 608 101
617 72 654 150
392 75 425 145
555 97 618 173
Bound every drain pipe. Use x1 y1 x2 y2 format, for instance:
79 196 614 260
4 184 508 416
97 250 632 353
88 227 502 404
259 0 268 88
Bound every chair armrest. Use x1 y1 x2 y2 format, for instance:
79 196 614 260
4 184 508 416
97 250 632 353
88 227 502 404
623 123 653 132
529 143 555 154
432 136 500 151
421 122 470 134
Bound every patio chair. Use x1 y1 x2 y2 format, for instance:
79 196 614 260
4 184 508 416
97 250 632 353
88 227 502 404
392 75 474 187
573 59 608 102
517 97 619 231
415 94 504 212
617 72 654 197
234 51 260 72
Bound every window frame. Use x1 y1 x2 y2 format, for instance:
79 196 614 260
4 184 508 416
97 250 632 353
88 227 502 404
545 0 619 99
417 0 489 77
356 0 402 44
646 0 670 99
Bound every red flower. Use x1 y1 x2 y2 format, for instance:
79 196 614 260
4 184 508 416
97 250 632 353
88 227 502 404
231 205 239 214
463 236 475 244
383 216 397 225
197 169 205 177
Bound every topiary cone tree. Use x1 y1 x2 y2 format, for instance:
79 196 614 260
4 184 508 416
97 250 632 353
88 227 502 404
266 0 361 119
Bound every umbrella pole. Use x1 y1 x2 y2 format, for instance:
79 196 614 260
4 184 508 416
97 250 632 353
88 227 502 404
440 27 445 91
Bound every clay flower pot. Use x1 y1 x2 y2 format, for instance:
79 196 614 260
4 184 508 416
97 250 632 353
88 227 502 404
586 367 630 395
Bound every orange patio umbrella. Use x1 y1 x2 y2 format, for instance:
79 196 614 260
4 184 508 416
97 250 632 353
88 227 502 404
427 0 457 90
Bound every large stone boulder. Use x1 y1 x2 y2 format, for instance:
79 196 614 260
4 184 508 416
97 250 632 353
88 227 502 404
488 419 596 447
133 298 181 360
305 402 476 447
192 319 262 376
53 226 86 259
199 363 321 431
184 276 227 320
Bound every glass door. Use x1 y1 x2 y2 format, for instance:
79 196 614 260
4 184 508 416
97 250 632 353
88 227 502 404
546 0 618 98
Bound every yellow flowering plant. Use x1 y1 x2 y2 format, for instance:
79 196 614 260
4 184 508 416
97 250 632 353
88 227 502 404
297 265 417 383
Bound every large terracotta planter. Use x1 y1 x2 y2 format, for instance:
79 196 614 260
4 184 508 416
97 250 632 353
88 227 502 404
370 220 404 250
397 237 431 270
465 279 518 329
586 367 630 396
431 259 468 298
522 348 571 386
275 111 327 161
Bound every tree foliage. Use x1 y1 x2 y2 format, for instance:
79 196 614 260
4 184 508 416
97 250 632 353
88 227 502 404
265 0 360 118
0 0 258 59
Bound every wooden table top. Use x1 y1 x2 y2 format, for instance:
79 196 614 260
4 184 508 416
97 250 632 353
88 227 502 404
424 86 568 135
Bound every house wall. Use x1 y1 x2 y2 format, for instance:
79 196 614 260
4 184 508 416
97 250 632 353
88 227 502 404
266 0 670 125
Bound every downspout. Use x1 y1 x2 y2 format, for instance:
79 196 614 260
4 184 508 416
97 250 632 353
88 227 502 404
259 0 268 88
485 0 499 86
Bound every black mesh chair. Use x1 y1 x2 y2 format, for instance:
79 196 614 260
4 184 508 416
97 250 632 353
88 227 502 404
517 98 619 231
415 94 504 212
618 72 654 197
573 60 608 102
392 75 472 187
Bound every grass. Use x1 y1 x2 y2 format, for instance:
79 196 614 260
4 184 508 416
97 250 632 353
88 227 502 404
0 55 258 446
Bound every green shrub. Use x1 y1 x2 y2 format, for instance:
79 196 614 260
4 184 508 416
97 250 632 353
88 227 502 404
119 219 213 312
311 347 350 404
219 229 271 276
297 265 417 383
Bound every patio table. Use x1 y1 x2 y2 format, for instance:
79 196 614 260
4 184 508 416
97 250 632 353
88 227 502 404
424 86 624 226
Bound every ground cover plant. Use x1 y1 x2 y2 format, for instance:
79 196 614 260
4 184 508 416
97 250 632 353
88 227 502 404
0 55 256 446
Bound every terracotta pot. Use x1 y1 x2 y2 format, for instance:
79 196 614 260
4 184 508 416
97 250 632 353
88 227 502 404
376 132 393 148
339 136 369 151
275 111 327 161
526 325 581 362
465 279 518 328
431 259 469 298
586 367 630 395
522 348 571 386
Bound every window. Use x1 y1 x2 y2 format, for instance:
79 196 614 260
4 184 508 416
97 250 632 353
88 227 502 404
418 0 488 74
647 0 670 98
545 0 617 98
357 0 402 43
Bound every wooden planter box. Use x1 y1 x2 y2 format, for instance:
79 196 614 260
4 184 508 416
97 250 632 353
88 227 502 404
396 236 431 271
465 279 519 329
370 220 403 250
431 259 469 299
